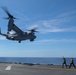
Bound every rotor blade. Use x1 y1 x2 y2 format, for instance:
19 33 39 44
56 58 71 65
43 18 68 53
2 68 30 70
2 6 17 19
2 7 12 17
3 17 9 19
29 28 38 32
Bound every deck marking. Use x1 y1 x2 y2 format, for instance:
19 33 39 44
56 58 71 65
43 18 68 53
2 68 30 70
5 65 11 70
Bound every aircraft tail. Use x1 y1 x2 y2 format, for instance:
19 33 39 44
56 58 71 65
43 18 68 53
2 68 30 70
0 28 7 36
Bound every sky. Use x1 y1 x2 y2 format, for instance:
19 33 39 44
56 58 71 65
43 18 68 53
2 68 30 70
0 0 76 57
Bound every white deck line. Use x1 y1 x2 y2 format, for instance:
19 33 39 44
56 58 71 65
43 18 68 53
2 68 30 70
5 66 11 70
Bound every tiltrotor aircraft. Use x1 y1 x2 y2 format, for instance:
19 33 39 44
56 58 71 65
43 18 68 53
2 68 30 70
0 7 37 43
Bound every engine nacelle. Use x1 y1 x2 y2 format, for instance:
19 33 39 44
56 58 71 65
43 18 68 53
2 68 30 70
30 35 36 42
8 19 14 31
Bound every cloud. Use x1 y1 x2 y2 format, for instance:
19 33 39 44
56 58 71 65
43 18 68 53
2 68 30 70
41 26 76 33
28 11 76 33
36 39 76 43
57 11 76 19
29 19 76 33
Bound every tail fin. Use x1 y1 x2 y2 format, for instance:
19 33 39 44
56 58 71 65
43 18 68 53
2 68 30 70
0 28 7 36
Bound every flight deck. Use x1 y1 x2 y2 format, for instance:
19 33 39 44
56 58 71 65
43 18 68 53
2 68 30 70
0 63 76 75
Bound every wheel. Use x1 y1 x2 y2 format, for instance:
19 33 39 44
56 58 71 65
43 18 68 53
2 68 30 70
30 39 34 42
19 41 21 43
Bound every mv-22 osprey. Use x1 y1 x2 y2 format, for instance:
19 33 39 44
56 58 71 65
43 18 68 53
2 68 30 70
0 7 37 43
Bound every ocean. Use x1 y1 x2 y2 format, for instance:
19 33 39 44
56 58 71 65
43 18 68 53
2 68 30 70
0 57 76 65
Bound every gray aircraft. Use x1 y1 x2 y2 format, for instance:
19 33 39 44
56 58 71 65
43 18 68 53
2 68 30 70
0 28 37 43
0 7 37 43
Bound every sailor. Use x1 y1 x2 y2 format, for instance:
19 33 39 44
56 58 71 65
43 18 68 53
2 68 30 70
62 57 67 68
69 58 75 68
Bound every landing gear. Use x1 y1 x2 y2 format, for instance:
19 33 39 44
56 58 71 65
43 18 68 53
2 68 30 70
19 41 21 43
7 31 9 34
30 39 34 42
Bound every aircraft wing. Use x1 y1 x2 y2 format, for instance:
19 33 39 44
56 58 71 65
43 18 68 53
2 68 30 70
12 24 23 34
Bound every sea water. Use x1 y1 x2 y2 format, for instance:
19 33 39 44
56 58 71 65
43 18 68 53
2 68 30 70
0 57 76 65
